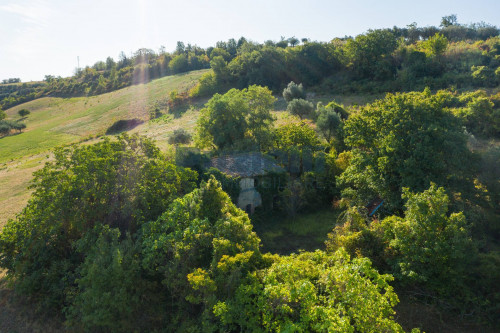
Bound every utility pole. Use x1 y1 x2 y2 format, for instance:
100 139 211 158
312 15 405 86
77 56 80 72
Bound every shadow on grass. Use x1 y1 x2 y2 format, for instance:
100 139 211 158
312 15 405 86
0 132 23 139
0 275 64 332
251 207 340 255
105 118 144 135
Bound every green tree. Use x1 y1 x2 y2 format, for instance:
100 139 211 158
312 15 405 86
282 81 306 102
215 249 412 332
286 98 314 119
316 102 344 144
169 54 189 73
66 226 147 332
338 90 474 210
327 184 476 307
210 55 230 84
0 106 6 120
421 33 448 56
195 85 275 151
274 120 320 150
18 109 30 117
0 134 197 308
381 185 474 295
440 14 458 27
345 29 397 80
141 177 263 330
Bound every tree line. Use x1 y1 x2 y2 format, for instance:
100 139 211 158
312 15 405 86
1 15 499 110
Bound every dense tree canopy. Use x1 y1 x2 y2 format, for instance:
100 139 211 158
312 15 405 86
338 89 474 211
195 85 275 151
0 135 197 308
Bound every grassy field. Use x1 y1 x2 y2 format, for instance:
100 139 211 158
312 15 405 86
0 70 206 162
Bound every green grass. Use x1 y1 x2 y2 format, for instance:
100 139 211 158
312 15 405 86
0 70 207 163
252 208 341 254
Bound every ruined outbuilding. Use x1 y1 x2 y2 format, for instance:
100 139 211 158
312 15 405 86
208 152 284 214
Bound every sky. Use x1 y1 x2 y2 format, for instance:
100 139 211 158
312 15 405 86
1 0 499 82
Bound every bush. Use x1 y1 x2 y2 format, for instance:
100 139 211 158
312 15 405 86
471 65 497 87
168 128 192 145
0 119 26 135
286 98 315 119
0 122 10 135
282 81 306 102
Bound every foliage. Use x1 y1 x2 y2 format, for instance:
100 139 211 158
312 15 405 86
421 33 448 56
66 226 148 332
215 249 412 332
282 81 306 102
338 89 475 211
168 128 192 145
2 26 499 109
141 177 263 330
0 135 197 308
345 29 398 80
18 109 30 117
0 119 26 135
189 70 219 97
316 101 345 145
286 98 314 119
274 120 320 150
202 167 240 203
327 184 480 312
471 65 497 87
452 90 500 137
195 85 275 151
326 206 387 269
382 185 474 294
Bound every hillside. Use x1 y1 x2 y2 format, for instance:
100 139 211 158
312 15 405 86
0 70 203 226
0 70 381 228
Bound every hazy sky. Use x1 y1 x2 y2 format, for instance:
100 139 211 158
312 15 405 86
1 0 499 82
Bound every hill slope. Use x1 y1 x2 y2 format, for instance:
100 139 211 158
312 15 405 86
0 70 206 227
1 70 206 162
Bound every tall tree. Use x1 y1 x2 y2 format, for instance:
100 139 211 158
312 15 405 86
195 85 275 151
338 89 475 211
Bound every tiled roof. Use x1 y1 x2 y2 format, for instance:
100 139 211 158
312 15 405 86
209 152 284 178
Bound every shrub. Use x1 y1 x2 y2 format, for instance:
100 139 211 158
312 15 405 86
471 65 497 87
168 128 192 145
286 98 315 119
18 109 30 117
282 81 306 102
